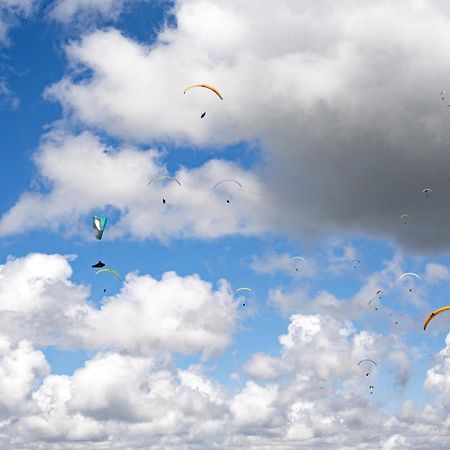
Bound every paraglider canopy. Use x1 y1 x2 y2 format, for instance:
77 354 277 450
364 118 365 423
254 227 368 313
93 215 107 240
400 214 410 224
96 268 122 282
148 176 181 187
91 261 105 269
423 306 450 330
184 84 223 100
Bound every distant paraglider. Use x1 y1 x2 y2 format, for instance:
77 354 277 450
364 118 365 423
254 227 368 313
423 188 432 198
399 272 420 293
235 287 254 307
400 214 410 224
148 176 181 205
290 256 306 272
358 359 377 377
201 112 206 118
214 179 242 204
352 259 361 269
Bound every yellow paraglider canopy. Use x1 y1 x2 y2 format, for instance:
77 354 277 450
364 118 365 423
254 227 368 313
423 306 450 330
184 84 223 100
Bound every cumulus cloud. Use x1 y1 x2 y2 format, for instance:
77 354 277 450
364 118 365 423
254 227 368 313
0 297 439 449
0 252 238 358
268 254 427 322
10 354 229 447
0 131 273 241
42 0 450 251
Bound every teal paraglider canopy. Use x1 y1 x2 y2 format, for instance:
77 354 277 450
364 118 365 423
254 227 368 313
93 215 107 240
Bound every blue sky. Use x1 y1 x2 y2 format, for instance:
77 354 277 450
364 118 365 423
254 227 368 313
2 0 450 448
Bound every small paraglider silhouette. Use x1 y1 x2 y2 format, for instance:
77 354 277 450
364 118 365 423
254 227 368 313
423 188 432 198
92 261 105 268
214 179 242 205
163 198 166 204
201 112 206 118
358 359 377 378
103 289 106 293
400 214 409 224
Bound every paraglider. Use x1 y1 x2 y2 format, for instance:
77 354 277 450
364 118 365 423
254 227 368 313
368 297 380 311
400 214 410 224
214 179 242 204
184 84 223 100
441 90 447 100
148 176 181 205
201 112 206 118
290 256 306 272
93 215 107 240
358 359 377 377
235 287 254 307
399 272 420 292
352 259 360 269
423 306 450 330
390 312 404 325
92 261 105 269
423 188 432 198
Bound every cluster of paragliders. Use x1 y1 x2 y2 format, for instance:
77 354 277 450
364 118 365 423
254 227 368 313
90 84 235 289
89 85 450 398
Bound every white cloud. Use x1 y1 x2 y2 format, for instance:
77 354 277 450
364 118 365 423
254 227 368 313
0 303 440 449
268 254 429 327
49 0 129 24
0 0 36 45
0 131 273 241
0 252 238 358
250 252 317 278
424 262 450 284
